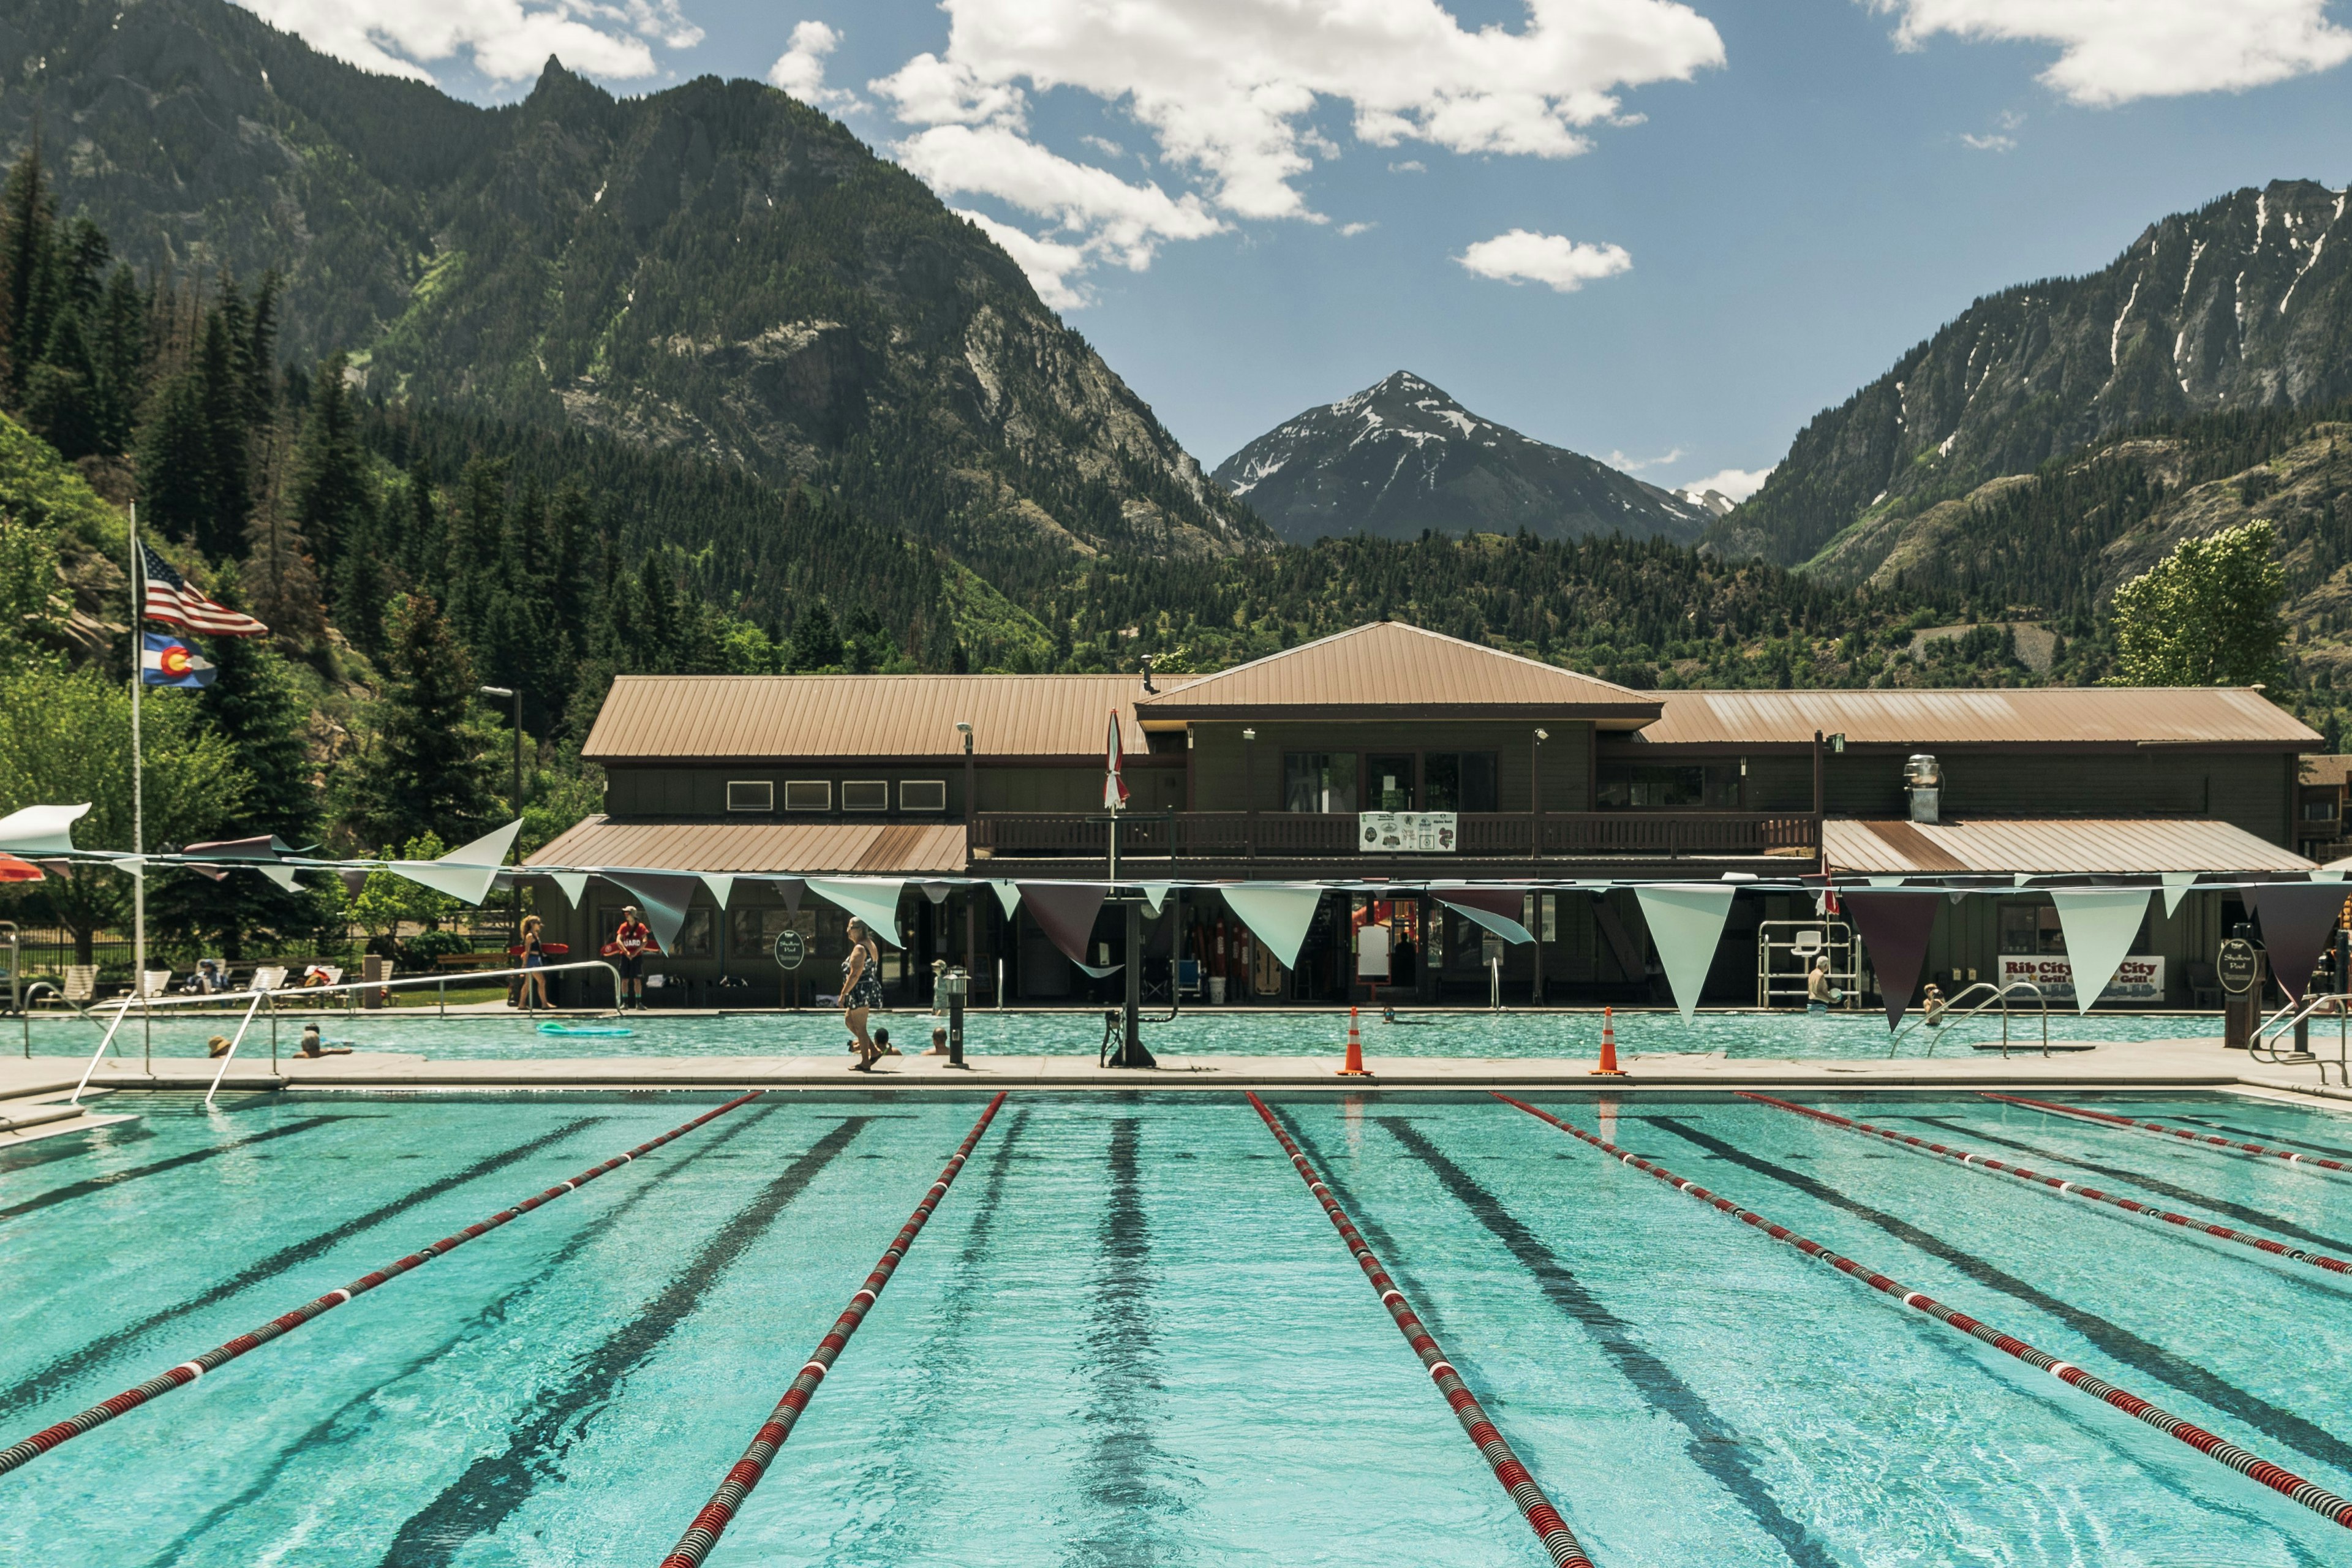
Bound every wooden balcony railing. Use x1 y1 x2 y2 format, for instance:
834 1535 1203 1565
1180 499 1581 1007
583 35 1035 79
970 811 1819 863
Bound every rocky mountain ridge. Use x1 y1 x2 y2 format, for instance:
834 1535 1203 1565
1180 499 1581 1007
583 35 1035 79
1215 371 1710 545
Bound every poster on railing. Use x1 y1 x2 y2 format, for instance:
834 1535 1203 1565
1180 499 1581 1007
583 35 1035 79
1358 811 1457 853
1998 954 2165 1005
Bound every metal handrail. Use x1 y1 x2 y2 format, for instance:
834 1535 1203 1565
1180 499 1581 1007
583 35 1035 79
2249 989 2348 1077
1887 979 2051 1058
67 959 625 1105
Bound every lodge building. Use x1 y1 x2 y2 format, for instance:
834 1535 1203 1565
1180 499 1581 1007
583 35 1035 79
526 622 2320 1011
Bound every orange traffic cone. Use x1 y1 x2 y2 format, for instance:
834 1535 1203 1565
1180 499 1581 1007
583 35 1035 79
1338 1006 1371 1077
1590 1006 1627 1077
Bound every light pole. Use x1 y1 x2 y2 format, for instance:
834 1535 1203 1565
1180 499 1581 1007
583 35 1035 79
956 720 976 983
1531 727 1547 862
481 685 523 958
1242 727 1256 865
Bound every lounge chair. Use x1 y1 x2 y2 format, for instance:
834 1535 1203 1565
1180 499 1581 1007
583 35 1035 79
250 965 288 993
61 965 95 1006
137 970 172 999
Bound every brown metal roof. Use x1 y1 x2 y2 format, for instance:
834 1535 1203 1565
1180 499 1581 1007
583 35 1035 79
1139 622 1659 719
1825 817 2313 875
1630 687 2317 748
524 817 969 874
582 674 1145 762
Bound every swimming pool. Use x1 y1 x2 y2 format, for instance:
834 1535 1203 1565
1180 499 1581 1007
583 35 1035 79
11 1003 2217 1065
4 1087 2348 1564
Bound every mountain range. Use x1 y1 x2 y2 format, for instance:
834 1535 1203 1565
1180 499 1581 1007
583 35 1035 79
1716 178 2352 578
0 0 1259 577
1213 371 1712 546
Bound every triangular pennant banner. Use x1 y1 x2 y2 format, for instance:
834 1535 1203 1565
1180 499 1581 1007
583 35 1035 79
699 874 736 911
2248 882 2348 1002
1865 876 1907 888
2049 889 2151 1014
1140 882 1172 918
1223 884 1329 970
1634 884 1737 1023
257 865 300 892
1074 960 1125 980
388 861 500 905
608 872 703 957
2160 870 2199 918
992 880 1022 919
808 877 907 948
0 802 89 854
1017 883 1107 965
339 867 370 899
1434 889 1534 944
549 872 588 909
443 818 523 867
1842 891 1943 1030
922 880 952 905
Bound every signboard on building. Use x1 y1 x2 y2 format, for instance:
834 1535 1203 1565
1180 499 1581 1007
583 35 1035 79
1999 954 2165 1005
773 929 807 971
1359 811 1457 853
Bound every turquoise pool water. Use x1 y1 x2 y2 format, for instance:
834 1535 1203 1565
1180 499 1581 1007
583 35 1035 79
13 1003 2217 1064
4 1088 2350 1564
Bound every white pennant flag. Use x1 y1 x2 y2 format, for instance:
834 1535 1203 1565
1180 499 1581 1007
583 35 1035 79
2160 870 2199 918
387 820 522 906
1221 885 1327 970
2050 889 2151 1014
699 873 736 910
1635 884 1738 1023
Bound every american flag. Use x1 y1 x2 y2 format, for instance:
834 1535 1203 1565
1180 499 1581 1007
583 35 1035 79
140 543 268 637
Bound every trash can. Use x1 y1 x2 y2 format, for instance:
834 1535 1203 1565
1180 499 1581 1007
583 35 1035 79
1208 976 1227 1005
362 954 386 1009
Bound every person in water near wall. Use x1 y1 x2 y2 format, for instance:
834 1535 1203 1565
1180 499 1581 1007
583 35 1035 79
611 906 654 1009
842 916 886 1071
295 1023 351 1058
1807 955 1833 1014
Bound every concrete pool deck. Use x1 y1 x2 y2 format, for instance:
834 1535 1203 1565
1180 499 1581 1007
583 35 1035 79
6 1034 2351 1123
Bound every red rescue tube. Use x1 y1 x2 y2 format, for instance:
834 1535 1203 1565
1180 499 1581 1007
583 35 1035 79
1982 1093 2352 1180
657 1091 1008 1568
1246 1091 1596 1567
0 1090 768 1478
1494 1093 2352 1533
1741 1093 2352 1279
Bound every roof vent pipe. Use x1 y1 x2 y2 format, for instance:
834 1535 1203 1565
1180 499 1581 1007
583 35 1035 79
1904 753 1942 825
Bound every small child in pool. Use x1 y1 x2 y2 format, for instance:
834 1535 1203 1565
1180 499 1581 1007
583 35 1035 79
294 1023 352 1058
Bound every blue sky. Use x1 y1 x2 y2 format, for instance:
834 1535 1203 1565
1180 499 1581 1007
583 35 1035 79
251 0 2352 498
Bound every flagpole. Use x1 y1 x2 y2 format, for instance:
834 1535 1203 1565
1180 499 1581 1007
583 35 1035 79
129 505 147 1063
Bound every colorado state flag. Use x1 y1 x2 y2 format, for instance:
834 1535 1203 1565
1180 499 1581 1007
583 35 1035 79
141 630 216 688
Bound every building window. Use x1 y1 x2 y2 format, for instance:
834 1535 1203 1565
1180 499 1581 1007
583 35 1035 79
1596 763 1741 810
784 780 831 812
1424 752 1499 812
1284 752 1357 813
2303 799 2339 821
842 780 889 813
1368 754 1416 810
900 780 948 812
726 780 774 813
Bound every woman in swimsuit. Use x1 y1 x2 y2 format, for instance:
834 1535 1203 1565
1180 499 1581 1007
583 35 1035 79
842 917 886 1071
518 914 551 1009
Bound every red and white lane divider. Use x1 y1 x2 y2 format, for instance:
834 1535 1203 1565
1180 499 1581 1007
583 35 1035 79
1741 1093 2352 1281
1493 1093 2352 1533
657 1091 1007 1568
1982 1094 2352 1180
0 1090 767 1478
1247 1091 1596 1567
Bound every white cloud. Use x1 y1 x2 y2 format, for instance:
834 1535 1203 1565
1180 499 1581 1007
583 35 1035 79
1676 466 1773 502
872 0 1721 304
238 0 699 83
1389 159 1428 173
1605 446 1684 471
902 123 1225 281
957 209 1091 309
1458 228 1632 292
769 20 865 112
1338 221 1376 236
1961 132 2015 151
1868 1 2352 105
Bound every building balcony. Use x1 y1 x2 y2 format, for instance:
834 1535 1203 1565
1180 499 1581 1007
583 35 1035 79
969 810 1820 875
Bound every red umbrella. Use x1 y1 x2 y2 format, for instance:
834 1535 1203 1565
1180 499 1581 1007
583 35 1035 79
0 854 44 882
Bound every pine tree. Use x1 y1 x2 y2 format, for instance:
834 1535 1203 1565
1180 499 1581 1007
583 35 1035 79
194 302 251 560
344 592 494 850
135 369 213 546
0 135 56 401
290 350 369 580
789 598 843 671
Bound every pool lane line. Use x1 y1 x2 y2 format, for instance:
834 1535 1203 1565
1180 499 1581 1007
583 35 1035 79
1637 1116 2352 1481
1983 1095 2352 1181
0 1091 767 1479
1741 1094 2352 1282
1246 1093 1596 1568
2179 1117 2352 1163
1376 1116 1839 1568
0 1118 608 1428
0 1115 356 1225
655 1091 1008 1568
1494 1094 2352 1534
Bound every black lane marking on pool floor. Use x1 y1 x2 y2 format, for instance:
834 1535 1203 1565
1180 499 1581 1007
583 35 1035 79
1645 1118 2352 1479
2178 1117 2352 1163
135 1106 778 1568
0 1118 607 1426
1378 1117 1839 1568
824 1106 1035 1561
1896 1114 2352 1257
0 1116 355 1225
1069 1115 1190 1568
374 1117 872 1568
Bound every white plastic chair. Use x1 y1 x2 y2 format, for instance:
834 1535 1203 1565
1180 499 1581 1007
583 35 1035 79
250 965 288 993
137 970 172 998
61 965 96 1005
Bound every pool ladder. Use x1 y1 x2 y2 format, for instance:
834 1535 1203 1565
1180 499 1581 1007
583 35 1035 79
2250 990 2351 1084
1885 979 2052 1058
